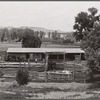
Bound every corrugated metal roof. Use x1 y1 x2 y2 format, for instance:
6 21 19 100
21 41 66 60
7 48 85 53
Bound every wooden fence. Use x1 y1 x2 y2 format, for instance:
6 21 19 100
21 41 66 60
0 61 89 83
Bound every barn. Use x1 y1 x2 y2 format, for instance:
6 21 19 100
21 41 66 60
6 48 85 62
5 48 86 82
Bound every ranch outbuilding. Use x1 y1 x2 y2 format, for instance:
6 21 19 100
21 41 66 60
6 48 85 62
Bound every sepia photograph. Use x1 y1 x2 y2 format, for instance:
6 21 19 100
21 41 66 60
0 1 100 99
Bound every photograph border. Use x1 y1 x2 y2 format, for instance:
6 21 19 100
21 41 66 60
0 0 99 100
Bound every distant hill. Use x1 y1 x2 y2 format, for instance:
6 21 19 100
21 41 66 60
19 26 73 34
0 26 73 34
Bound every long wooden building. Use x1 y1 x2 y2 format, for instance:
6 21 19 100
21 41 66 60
6 48 85 62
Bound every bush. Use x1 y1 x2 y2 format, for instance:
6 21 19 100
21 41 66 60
47 61 56 71
51 40 63 44
63 38 74 44
22 32 42 48
16 67 29 85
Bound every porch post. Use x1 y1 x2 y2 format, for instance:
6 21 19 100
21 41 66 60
5 51 7 61
28 58 30 70
80 53 81 61
5 52 8 61
19 61 21 68
45 52 49 82
63 52 66 70
73 60 75 81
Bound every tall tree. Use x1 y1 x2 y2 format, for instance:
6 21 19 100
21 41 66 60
73 7 100 80
39 31 45 39
34 31 39 37
10 28 18 40
52 31 60 40
1 28 10 42
88 7 98 16
22 30 42 48
73 7 99 42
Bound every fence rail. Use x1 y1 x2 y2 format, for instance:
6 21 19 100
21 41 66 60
0 61 88 83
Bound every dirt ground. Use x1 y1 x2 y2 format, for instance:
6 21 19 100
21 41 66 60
0 80 100 99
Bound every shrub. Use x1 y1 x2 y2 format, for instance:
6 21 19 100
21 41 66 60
51 40 63 44
63 38 74 44
16 67 29 85
22 32 42 48
47 61 56 71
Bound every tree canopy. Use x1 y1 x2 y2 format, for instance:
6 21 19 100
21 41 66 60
21 29 42 48
73 7 99 42
73 7 100 78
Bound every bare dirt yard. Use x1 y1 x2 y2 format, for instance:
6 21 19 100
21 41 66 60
0 79 100 99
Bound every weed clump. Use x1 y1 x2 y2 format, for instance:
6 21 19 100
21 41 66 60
16 67 29 85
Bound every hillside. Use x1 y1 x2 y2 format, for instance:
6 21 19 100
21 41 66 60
19 26 72 34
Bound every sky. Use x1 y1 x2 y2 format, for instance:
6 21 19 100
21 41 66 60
0 1 100 32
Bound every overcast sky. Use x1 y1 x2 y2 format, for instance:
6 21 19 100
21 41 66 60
0 1 100 32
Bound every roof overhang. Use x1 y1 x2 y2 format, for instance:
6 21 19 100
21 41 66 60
7 48 85 54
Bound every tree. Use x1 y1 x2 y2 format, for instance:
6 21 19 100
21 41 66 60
1 30 5 42
48 32 51 39
1 28 10 42
73 7 100 80
39 31 45 39
63 38 74 44
10 28 18 40
16 67 29 85
88 7 98 16
82 23 100 77
52 31 60 40
22 30 42 48
34 31 39 37
73 7 99 42
17 28 24 42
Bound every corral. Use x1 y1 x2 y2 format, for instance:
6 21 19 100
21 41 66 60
0 47 88 83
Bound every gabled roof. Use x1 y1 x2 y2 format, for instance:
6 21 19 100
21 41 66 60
7 48 85 53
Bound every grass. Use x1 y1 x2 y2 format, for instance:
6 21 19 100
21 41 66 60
0 42 21 51
0 42 99 99
0 93 25 99
0 42 80 51
0 81 100 99
5 82 88 97
88 83 100 90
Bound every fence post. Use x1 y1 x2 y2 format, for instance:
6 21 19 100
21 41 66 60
73 60 75 81
45 52 48 82
63 52 66 70
84 71 86 83
28 58 30 70
19 61 21 68
83 64 86 83
24 61 26 68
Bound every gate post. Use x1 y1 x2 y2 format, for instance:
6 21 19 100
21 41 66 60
63 52 66 70
45 52 49 82
28 58 30 70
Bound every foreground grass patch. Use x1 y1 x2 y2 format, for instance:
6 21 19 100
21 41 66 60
0 92 25 99
1 81 100 99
